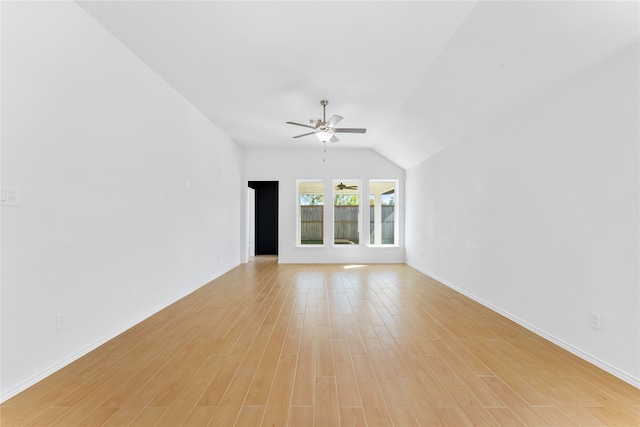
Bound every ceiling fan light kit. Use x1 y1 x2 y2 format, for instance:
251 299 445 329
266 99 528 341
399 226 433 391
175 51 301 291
316 131 334 142
287 100 366 143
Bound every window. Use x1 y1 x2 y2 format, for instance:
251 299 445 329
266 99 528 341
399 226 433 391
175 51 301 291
369 180 397 245
298 180 324 245
333 180 360 245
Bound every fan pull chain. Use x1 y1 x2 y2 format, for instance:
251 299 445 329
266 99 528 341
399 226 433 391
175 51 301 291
323 141 327 163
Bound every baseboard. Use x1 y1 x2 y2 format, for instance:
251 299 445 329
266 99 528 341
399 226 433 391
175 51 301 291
0 263 240 403
407 263 640 389
278 258 405 264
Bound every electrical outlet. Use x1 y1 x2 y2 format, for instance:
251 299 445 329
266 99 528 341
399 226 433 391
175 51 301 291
56 312 68 331
588 311 602 330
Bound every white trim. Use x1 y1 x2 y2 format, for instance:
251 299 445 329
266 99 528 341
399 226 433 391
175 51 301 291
368 178 399 246
296 179 325 247
407 263 640 389
332 179 362 248
0 264 239 403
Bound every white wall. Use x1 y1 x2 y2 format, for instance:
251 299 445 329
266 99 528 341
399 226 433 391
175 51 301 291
406 44 639 386
1 2 242 400
243 148 405 264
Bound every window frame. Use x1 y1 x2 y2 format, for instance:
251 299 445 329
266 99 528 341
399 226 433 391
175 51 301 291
368 179 399 247
296 179 325 247
332 179 362 247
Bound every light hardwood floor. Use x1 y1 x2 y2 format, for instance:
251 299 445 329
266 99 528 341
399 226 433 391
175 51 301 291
2 257 638 426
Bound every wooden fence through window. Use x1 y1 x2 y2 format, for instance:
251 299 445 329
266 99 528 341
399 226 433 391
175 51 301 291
300 205 395 244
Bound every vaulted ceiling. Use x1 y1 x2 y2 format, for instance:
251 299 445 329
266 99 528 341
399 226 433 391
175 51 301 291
78 1 639 169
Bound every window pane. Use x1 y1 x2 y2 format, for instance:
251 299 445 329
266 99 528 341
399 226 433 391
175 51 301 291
369 181 396 245
298 181 324 245
333 180 360 245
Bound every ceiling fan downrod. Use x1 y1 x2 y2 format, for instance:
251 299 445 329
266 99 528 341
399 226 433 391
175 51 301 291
320 99 328 123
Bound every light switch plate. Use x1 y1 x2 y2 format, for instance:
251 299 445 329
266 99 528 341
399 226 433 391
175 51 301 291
1 189 18 206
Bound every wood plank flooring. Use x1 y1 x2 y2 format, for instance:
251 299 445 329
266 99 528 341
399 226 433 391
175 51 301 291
2 257 638 426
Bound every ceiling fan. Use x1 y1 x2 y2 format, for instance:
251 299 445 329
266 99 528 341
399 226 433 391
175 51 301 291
287 100 366 143
335 182 358 191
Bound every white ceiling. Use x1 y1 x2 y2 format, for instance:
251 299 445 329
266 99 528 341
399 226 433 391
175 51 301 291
78 1 639 169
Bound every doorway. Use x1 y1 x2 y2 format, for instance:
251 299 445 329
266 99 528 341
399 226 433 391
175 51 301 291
248 181 279 256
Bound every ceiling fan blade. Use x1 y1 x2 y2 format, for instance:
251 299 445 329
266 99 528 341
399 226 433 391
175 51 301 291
330 135 339 143
292 131 316 139
286 121 317 130
327 115 343 127
345 186 358 190
334 128 366 134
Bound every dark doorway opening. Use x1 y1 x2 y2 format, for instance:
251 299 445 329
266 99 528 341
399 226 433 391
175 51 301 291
248 181 279 255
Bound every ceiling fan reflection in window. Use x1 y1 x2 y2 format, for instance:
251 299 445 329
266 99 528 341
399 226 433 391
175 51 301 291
335 182 358 191
287 100 367 143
